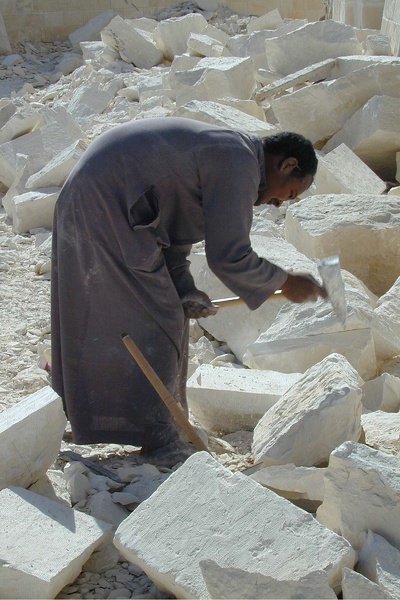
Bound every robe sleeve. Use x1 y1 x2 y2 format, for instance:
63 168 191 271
197 143 288 310
163 244 197 298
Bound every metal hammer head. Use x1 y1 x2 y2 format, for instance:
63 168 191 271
316 255 347 327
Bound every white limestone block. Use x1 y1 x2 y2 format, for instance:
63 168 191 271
314 144 386 195
129 17 158 32
69 10 116 52
25 139 87 190
0 7 11 55
187 364 301 433
187 33 224 57
11 187 59 234
175 56 256 106
357 530 400 598
28 470 71 508
316 441 400 551
200 560 336 599
154 13 208 61
85 490 130 526
57 52 84 75
201 24 230 45
0 486 112 599
173 100 276 136
250 463 326 502
67 77 123 124
361 411 400 455
323 95 400 181
215 97 266 121
167 54 201 87
375 274 400 344
252 354 363 467
271 63 400 144
223 30 277 72
101 15 163 69
80 40 119 67
265 20 362 76
331 54 400 78
381 0 400 56
192 234 319 362
341 567 390 599
0 108 42 145
362 373 400 412
247 9 283 32
0 386 66 490
114 452 356 598
365 33 390 56
285 194 400 296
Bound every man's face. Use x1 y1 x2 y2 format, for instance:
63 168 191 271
255 157 314 207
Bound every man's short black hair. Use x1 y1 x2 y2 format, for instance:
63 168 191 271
262 131 318 179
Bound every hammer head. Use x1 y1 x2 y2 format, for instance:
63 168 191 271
317 255 347 327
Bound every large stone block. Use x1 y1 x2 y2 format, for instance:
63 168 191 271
314 143 386 195
331 54 400 78
285 194 400 295
250 463 326 502
357 530 400 598
361 410 400 455
0 486 112 599
316 441 400 551
69 10 116 53
362 373 400 412
252 354 363 467
114 452 356 598
247 9 283 32
323 95 400 181
381 0 400 56
187 364 301 433
0 386 66 490
154 13 208 61
271 63 400 144
264 20 362 76
11 187 60 234
341 567 389 599
25 139 87 190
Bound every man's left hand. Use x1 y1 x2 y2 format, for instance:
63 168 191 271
181 290 219 319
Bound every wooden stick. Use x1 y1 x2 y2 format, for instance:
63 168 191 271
212 290 284 307
121 333 210 454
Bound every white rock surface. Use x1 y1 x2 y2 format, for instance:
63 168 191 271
285 194 400 295
316 441 400 551
0 386 66 490
69 10 116 52
314 144 386 195
187 364 301 433
362 373 400 412
252 354 363 467
375 274 400 344
323 95 400 181
154 13 208 60
187 33 224 57
357 530 400 599
0 486 112 599
361 410 400 455
25 139 87 190
341 567 389 599
250 463 326 502
11 187 60 234
381 0 400 56
114 452 355 598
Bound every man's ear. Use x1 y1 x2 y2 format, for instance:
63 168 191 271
279 157 298 174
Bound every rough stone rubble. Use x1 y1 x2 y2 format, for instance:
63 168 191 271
1 0 400 598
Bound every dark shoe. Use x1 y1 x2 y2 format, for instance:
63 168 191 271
140 440 195 468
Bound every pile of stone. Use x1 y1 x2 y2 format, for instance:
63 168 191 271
1 1 400 598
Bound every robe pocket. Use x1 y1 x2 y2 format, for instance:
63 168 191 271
128 188 168 272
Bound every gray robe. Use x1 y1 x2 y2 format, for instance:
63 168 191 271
51 117 287 446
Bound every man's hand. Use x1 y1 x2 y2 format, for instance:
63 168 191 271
181 290 219 319
280 274 328 303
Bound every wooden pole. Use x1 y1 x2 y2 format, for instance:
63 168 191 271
121 333 210 454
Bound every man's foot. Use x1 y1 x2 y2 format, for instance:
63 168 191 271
140 440 195 468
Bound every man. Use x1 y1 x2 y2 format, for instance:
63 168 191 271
51 117 324 466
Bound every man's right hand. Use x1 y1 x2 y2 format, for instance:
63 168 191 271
280 274 327 303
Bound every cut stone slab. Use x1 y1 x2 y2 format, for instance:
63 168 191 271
69 10 116 53
314 144 386 195
250 463 326 502
365 32 390 56
215 97 266 121
362 373 400 412
323 95 400 181
85 490 130 527
255 58 336 102
28 470 71 508
357 530 400 599
0 386 66 490
174 100 276 136
11 187 60 234
375 274 400 347
252 354 363 467
25 139 87 190
0 486 112 599
223 30 279 72
192 234 320 362
316 441 400 551
175 56 256 106
154 13 208 61
271 63 400 144
264 20 362 76
200 560 336 599
101 15 163 69
361 410 400 455
381 0 400 56
186 364 302 433
66 78 123 125
247 9 283 32
331 55 400 79
187 33 224 57
80 40 119 68
285 193 400 295
0 7 11 55
114 452 356 598
341 567 390 599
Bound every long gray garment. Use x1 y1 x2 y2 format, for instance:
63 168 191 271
51 117 287 446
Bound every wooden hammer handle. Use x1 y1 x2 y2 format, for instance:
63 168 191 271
212 290 284 307
121 333 210 453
